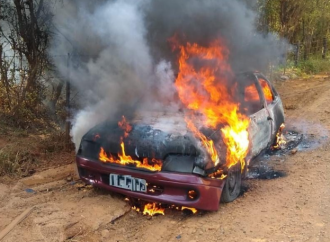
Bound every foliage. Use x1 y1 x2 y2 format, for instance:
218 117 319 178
298 57 330 74
0 0 65 128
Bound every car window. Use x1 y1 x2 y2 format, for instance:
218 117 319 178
244 83 259 102
243 82 263 114
258 78 274 105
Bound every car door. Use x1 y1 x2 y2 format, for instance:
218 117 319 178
243 75 272 157
256 74 284 143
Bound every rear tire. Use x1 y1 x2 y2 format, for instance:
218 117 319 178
220 162 242 203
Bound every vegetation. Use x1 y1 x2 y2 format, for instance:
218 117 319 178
0 121 73 176
0 0 64 128
258 0 330 75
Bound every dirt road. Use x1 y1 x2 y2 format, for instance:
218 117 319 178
1 76 330 242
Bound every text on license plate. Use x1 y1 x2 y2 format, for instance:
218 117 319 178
109 174 147 193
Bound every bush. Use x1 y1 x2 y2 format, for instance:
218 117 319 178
298 58 330 74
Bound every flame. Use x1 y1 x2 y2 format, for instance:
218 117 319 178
273 123 287 149
142 203 165 216
186 119 219 166
172 38 250 171
99 116 162 171
259 78 273 103
118 115 132 138
181 206 198 214
244 84 259 102
99 143 162 171
244 79 273 103
209 169 228 180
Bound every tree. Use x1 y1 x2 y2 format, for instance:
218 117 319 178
258 0 330 60
0 0 53 125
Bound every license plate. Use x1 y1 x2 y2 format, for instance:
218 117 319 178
109 174 147 193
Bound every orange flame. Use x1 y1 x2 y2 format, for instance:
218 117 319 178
244 84 259 102
99 143 162 171
181 206 198 214
186 119 219 166
142 203 165 216
118 115 132 138
172 38 250 171
99 116 162 171
259 78 273 103
244 79 273 103
273 123 286 149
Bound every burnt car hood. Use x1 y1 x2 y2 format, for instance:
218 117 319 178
78 112 219 174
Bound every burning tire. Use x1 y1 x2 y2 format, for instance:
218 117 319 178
220 162 242 203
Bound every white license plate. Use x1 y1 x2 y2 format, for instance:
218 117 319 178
109 174 147 193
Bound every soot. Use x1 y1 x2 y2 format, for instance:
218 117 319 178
246 165 286 180
246 130 304 180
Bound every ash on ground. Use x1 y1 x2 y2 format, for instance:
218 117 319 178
247 130 303 180
246 128 328 180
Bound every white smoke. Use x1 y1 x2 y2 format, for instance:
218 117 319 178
51 0 176 149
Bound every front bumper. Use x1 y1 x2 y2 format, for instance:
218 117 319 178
76 156 224 211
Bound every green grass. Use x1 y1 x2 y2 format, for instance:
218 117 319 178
274 57 330 80
297 58 330 74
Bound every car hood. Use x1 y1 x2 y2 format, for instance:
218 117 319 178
78 112 225 173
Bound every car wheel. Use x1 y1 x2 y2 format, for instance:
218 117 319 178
220 162 242 203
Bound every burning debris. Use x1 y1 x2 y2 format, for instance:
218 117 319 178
131 202 165 216
142 203 165 216
129 200 198 217
181 207 198 214
272 124 287 150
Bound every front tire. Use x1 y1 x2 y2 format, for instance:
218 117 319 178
220 162 242 203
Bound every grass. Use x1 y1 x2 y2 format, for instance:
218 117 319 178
0 121 74 177
276 57 330 79
0 149 20 176
297 58 330 74
0 145 38 177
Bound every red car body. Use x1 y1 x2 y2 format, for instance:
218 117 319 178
76 156 224 211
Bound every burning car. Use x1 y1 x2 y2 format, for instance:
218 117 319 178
76 40 284 211
76 71 284 211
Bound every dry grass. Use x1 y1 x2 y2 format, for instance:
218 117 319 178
0 122 74 177
0 149 20 175
0 144 38 177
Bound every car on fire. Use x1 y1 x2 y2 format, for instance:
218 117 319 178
76 71 284 211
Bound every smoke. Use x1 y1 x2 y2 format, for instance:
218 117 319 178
145 0 286 72
50 0 287 150
51 0 157 147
